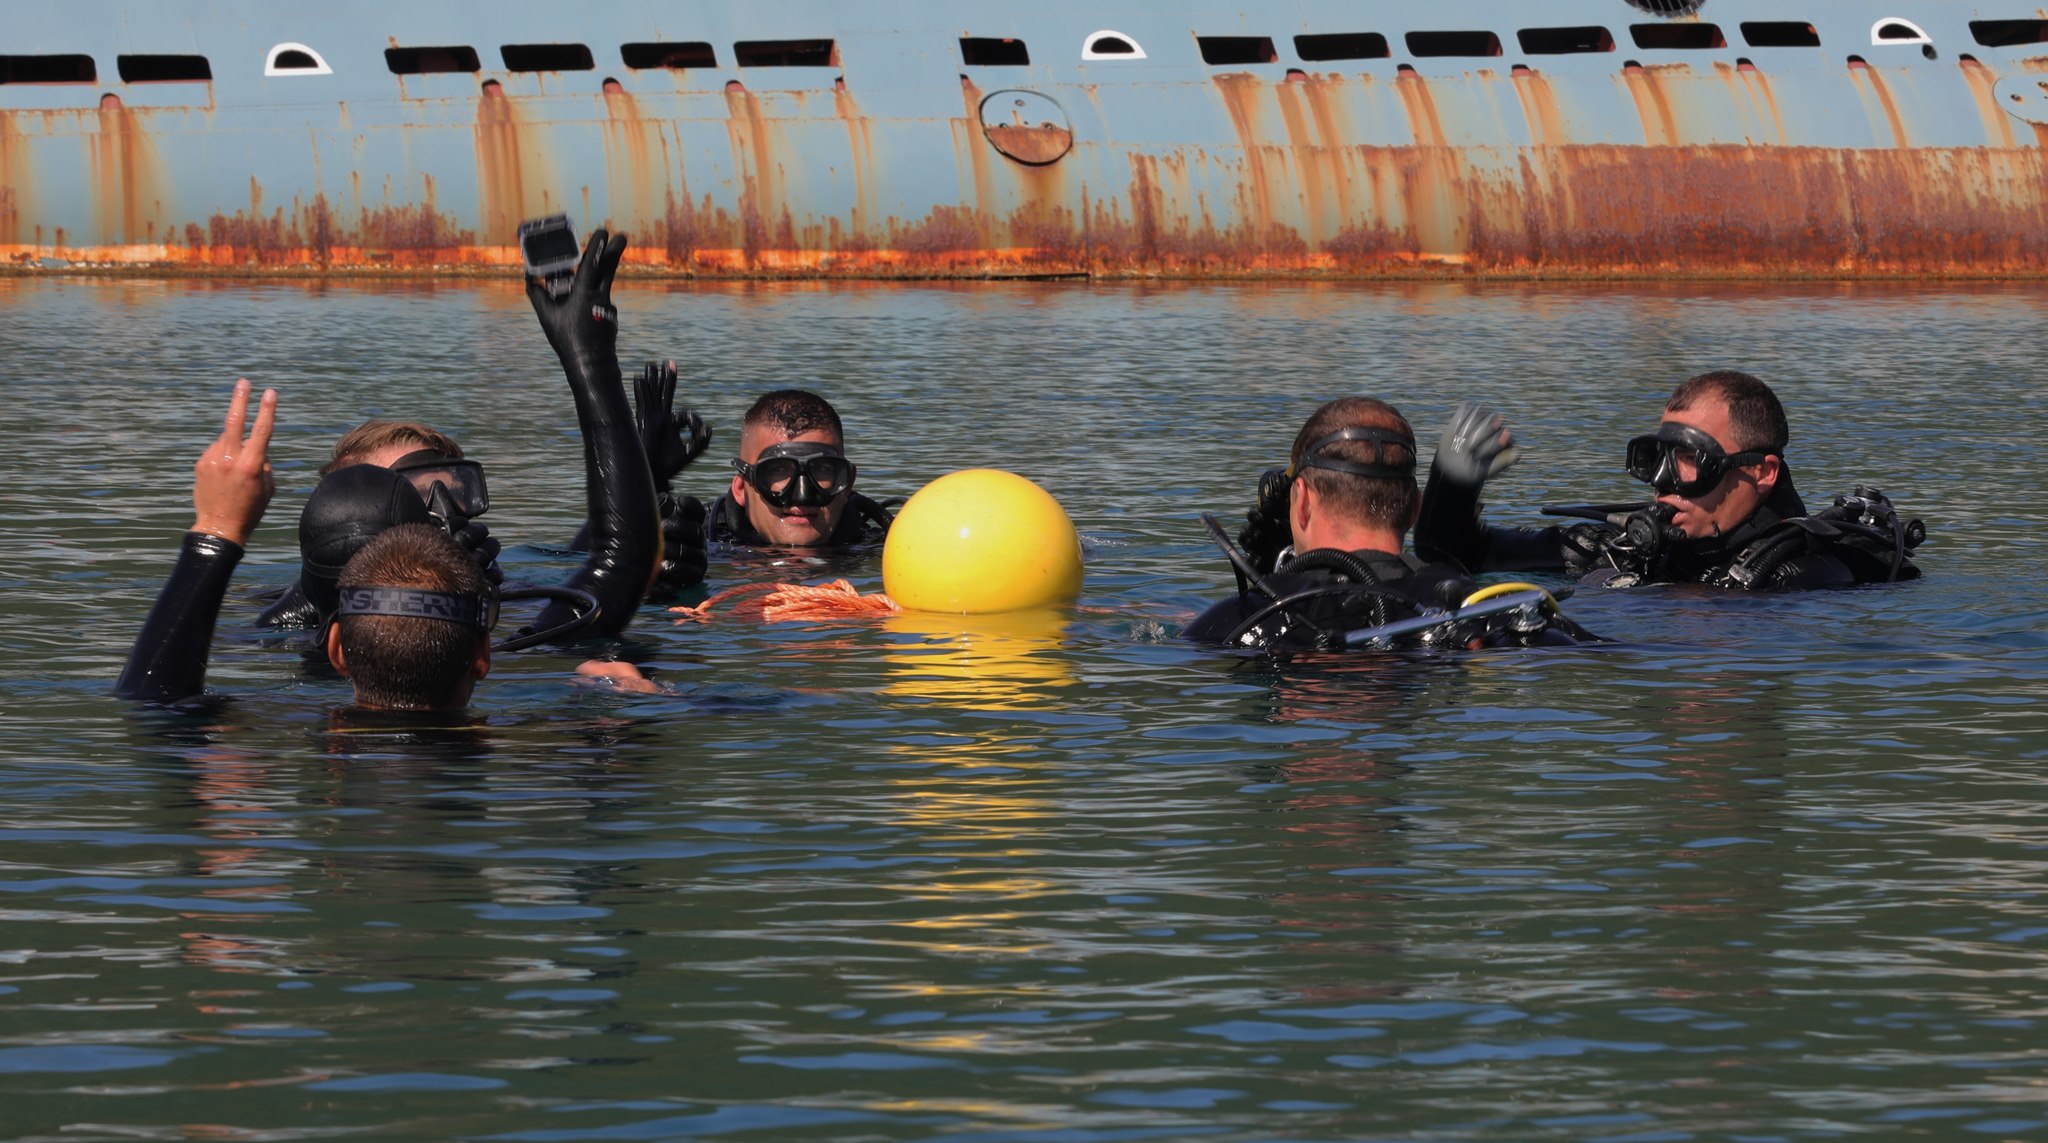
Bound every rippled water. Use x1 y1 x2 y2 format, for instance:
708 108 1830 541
3 277 2047 1141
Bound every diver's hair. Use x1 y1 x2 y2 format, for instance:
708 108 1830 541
1666 370 1789 454
335 524 489 711
742 390 843 441
1290 397 1419 533
324 421 465 475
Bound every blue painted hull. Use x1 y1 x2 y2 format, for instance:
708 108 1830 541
2 1 2044 274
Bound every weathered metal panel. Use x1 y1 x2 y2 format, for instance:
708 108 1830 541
1 0 2046 276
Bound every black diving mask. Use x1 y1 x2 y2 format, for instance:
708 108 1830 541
732 441 854 510
388 449 490 518
1289 426 1416 481
1626 422 1770 498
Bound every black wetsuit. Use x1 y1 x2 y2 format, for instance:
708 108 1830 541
703 491 895 548
1185 548 1478 651
1415 465 1920 590
114 532 246 704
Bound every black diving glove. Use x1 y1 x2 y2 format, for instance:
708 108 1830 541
655 493 709 594
1237 467 1294 573
634 361 713 493
452 518 505 588
528 229 628 387
427 483 505 587
1434 401 1520 488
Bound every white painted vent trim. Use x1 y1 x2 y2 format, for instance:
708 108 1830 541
1082 30 1146 60
264 42 333 76
1870 18 1932 46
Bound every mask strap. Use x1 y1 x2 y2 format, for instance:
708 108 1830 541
1293 426 1415 481
336 586 494 631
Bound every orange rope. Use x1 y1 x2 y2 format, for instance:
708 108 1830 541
670 579 900 624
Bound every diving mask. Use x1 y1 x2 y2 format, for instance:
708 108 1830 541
732 441 855 509
388 449 490 518
1626 422 1770 498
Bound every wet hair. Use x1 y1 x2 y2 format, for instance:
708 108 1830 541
1290 397 1419 533
324 421 464 475
1666 370 1789 454
335 524 490 712
742 390 843 442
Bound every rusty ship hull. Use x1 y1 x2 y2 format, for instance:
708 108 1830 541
2 0 2047 278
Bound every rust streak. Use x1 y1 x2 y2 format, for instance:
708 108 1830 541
1959 57 2018 148
1394 71 1450 149
724 83 785 268
91 94 163 247
1512 69 1567 148
1392 71 1465 258
833 83 878 249
1620 65 1681 147
600 82 662 237
1273 80 1336 244
1739 63 1789 146
1849 63 1911 149
474 81 554 247
957 77 996 236
1212 74 1274 228
0 110 24 249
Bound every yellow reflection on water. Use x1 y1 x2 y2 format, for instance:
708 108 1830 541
868 610 1081 959
881 608 1073 712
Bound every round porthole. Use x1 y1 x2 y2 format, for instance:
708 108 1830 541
978 89 1073 165
1994 74 2048 126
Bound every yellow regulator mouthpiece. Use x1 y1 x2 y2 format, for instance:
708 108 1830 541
882 469 1084 613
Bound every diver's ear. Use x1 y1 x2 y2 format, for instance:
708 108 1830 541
1289 475 1314 538
1404 493 1423 532
1753 454 1782 495
471 636 491 682
325 623 349 676
730 472 749 509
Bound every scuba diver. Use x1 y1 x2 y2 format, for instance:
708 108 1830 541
1414 370 1924 589
1187 397 1598 652
702 389 896 549
118 230 667 706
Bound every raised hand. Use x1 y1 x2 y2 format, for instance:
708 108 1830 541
1434 401 1520 487
526 228 629 380
191 379 277 547
635 361 714 491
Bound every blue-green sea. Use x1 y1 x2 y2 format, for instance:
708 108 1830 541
1 277 2045 1141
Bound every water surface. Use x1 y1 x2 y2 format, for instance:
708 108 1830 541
2 277 2046 1141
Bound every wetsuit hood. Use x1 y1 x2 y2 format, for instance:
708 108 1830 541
298 464 434 617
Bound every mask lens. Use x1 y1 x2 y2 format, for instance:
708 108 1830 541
1625 435 1663 483
389 452 489 517
805 456 852 493
752 457 802 496
1671 446 1705 486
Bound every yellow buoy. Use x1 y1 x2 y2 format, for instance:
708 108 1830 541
882 469 1083 613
